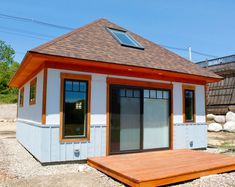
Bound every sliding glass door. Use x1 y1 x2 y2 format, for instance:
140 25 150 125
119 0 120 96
109 85 171 154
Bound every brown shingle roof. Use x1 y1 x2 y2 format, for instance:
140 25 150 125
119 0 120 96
31 18 220 79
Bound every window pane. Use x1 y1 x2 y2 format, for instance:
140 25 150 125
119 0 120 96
150 90 156 98
30 79 36 104
20 88 24 107
143 98 169 149
73 81 79 91
133 90 140 98
80 82 87 92
65 81 72 91
157 90 163 99
185 90 194 121
120 89 125 97
109 28 143 49
63 80 87 138
163 91 169 99
144 89 149 98
126 89 133 97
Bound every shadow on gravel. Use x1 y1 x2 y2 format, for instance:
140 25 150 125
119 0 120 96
0 131 16 135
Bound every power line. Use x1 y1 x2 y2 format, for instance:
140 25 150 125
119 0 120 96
191 50 218 58
0 26 55 39
0 12 218 59
0 13 74 30
160 44 218 58
0 29 48 40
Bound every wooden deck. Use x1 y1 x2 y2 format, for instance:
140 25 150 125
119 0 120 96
88 149 235 187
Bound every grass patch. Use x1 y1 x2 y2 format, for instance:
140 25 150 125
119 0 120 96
0 93 17 104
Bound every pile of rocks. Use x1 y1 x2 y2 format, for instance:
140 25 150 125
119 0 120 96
207 111 235 132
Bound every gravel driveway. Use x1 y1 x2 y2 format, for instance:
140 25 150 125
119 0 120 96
1 122 235 187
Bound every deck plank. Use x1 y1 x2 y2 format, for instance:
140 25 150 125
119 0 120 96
88 149 235 186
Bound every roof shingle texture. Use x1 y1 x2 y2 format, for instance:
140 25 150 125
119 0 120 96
31 18 220 79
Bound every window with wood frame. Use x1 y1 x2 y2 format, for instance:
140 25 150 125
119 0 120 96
19 87 24 107
29 78 37 105
183 86 195 122
60 73 91 142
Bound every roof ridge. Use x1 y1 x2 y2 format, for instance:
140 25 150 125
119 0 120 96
31 18 107 52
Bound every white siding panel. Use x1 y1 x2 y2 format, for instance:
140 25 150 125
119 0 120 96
196 85 206 123
174 123 207 149
173 82 183 123
50 128 60 162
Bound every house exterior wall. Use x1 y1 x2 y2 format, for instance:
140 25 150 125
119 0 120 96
17 70 44 124
16 68 207 163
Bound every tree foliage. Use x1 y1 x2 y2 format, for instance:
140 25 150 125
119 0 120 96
0 40 19 103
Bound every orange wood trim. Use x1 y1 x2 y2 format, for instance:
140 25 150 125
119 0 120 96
170 89 174 149
41 68 48 124
60 72 91 81
59 72 91 143
106 79 110 156
19 87 24 107
29 77 37 105
107 77 173 89
10 52 222 88
17 60 45 89
9 52 33 87
182 85 196 123
106 77 173 154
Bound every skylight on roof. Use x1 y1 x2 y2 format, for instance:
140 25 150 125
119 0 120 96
108 28 144 49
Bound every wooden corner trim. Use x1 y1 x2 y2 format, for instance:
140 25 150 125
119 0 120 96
59 72 91 143
41 68 48 124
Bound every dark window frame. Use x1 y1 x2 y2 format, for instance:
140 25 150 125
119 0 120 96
183 85 196 123
19 87 24 107
29 78 37 105
107 27 144 50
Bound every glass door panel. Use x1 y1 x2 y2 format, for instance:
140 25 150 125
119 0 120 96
143 89 170 149
120 96 141 151
110 86 141 153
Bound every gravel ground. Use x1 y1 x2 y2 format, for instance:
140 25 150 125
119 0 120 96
0 104 16 120
0 122 123 187
1 122 235 187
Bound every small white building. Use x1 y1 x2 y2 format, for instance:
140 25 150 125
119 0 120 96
9 19 221 163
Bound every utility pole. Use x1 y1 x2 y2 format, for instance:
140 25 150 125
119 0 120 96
189 47 192 61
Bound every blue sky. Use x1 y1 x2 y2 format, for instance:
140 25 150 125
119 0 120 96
1 0 235 63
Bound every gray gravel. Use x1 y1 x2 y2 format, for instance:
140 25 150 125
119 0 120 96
0 122 123 187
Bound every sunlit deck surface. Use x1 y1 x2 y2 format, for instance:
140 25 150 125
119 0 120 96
88 149 235 187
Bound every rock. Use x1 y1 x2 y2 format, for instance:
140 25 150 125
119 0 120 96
214 115 226 124
208 123 223 132
224 121 235 132
207 114 215 120
226 111 235 122
78 165 86 172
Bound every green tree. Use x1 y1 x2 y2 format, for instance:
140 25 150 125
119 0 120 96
0 40 19 103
